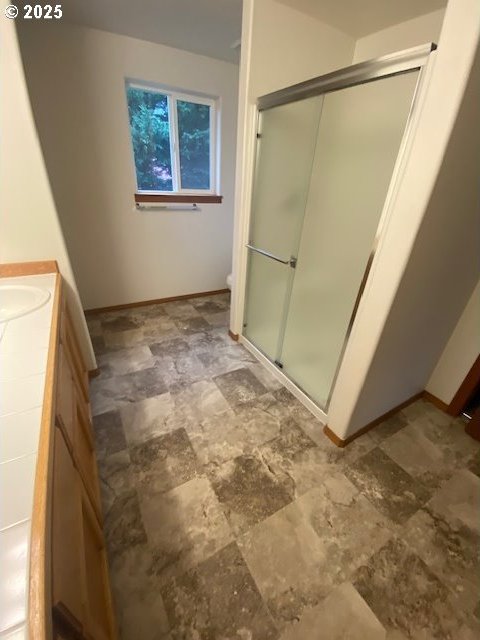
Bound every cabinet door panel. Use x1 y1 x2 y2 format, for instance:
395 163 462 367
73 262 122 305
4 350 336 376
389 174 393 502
52 428 84 631
56 345 75 448
74 399 102 519
80 484 116 640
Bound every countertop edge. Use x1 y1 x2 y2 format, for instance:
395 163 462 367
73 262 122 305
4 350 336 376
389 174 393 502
28 273 62 640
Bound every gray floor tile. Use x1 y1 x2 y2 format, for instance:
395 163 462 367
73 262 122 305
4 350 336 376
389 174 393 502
208 452 295 536
131 428 198 496
279 582 386 640
93 409 127 458
353 537 470 639
161 542 278 640
140 476 233 583
87 294 479 640
213 367 267 407
344 447 431 523
238 472 394 628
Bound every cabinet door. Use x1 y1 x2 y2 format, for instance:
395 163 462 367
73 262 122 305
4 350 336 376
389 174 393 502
79 481 117 640
51 427 84 635
74 398 102 520
56 344 75 448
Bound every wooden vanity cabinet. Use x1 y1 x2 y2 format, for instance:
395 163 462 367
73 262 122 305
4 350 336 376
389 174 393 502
51 300 117 640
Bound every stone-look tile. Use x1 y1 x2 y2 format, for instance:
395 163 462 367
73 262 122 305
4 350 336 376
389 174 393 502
104 489 148 560
154 353 207 389
256 420 328 498
402 508 480 611
97 345 155 377
203 310 229 327
120 393 175 446
401 398 456 427
92 410 127 459
411 416 479 467
247 362 284 391
161 542 278 640
101 315 142 332
171 379 231 425
174 316 211 335
162 301 201 320
109 544 170 640
344 447 431 524
86 315 102 336
141 317 181 344
131 428 197 496
427 469 480 534
186 405 283 466
213 367 267 408
97 449 134 514
96 367 168 408
467 450 480 477
141 476 233 582
208 452 295 536
191 298 228 314
353 537 467 639
368 412 408 444
269 387 326 446
103 327 145 351
239 473 394 627
187 327 231 354
380 421 448 487
279 582 386 640
149 337 191 358
91 334 108 356
197 344 257 377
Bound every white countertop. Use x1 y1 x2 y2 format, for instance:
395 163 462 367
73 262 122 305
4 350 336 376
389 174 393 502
0 273 57 640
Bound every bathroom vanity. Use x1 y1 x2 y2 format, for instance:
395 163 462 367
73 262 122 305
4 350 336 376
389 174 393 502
0 263 116 640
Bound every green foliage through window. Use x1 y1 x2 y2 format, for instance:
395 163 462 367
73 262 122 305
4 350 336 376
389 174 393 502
126 85 213 192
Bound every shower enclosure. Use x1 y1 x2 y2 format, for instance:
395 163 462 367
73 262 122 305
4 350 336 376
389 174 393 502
242 44 436 412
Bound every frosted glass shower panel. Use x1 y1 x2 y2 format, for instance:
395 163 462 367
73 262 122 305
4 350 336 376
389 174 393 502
249 96 323 257
280 71 420 408
244 95 323 359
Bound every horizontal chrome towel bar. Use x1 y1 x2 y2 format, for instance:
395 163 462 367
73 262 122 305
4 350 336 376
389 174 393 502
246 244 297 268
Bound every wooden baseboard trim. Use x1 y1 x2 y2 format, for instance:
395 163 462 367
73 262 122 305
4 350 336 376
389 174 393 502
422 390 449 413
88 368 100 379
324 391 424 448
228 330 239 342
0 260 59 278
84 289 230 315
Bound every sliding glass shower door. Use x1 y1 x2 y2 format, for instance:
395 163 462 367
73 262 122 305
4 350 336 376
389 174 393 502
280 70 419 408
243 95 323 361
243 62 423 411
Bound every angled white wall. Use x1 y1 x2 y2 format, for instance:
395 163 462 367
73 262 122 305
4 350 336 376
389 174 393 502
353 9 446 62
0 17 95 370
427 281 480 405
17 23 239 309
328 0 480 438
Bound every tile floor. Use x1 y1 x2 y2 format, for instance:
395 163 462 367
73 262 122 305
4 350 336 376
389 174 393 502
88 293 480 640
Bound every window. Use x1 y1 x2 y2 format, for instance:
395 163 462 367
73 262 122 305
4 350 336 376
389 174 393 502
126 82 218 198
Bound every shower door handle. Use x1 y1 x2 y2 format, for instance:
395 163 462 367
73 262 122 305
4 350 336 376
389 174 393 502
246 244 297 268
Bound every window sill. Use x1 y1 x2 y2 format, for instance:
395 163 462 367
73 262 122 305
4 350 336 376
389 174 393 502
134 193 223 204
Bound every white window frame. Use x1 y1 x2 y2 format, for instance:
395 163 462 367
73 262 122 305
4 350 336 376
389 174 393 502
126 80 218 195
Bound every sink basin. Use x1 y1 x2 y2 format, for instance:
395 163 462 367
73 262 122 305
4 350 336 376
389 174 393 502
0 284 51 323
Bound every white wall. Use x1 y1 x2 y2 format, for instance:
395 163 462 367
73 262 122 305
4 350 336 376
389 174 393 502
17 23 239 309
427 281 480 404
0 17 95 370
328 0 480 438
230 0 355 335
249 0 355 98
353 9 446 62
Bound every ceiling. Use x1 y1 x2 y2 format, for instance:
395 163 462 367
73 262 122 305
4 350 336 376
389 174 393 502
277 0 447 38
62 0 243 63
